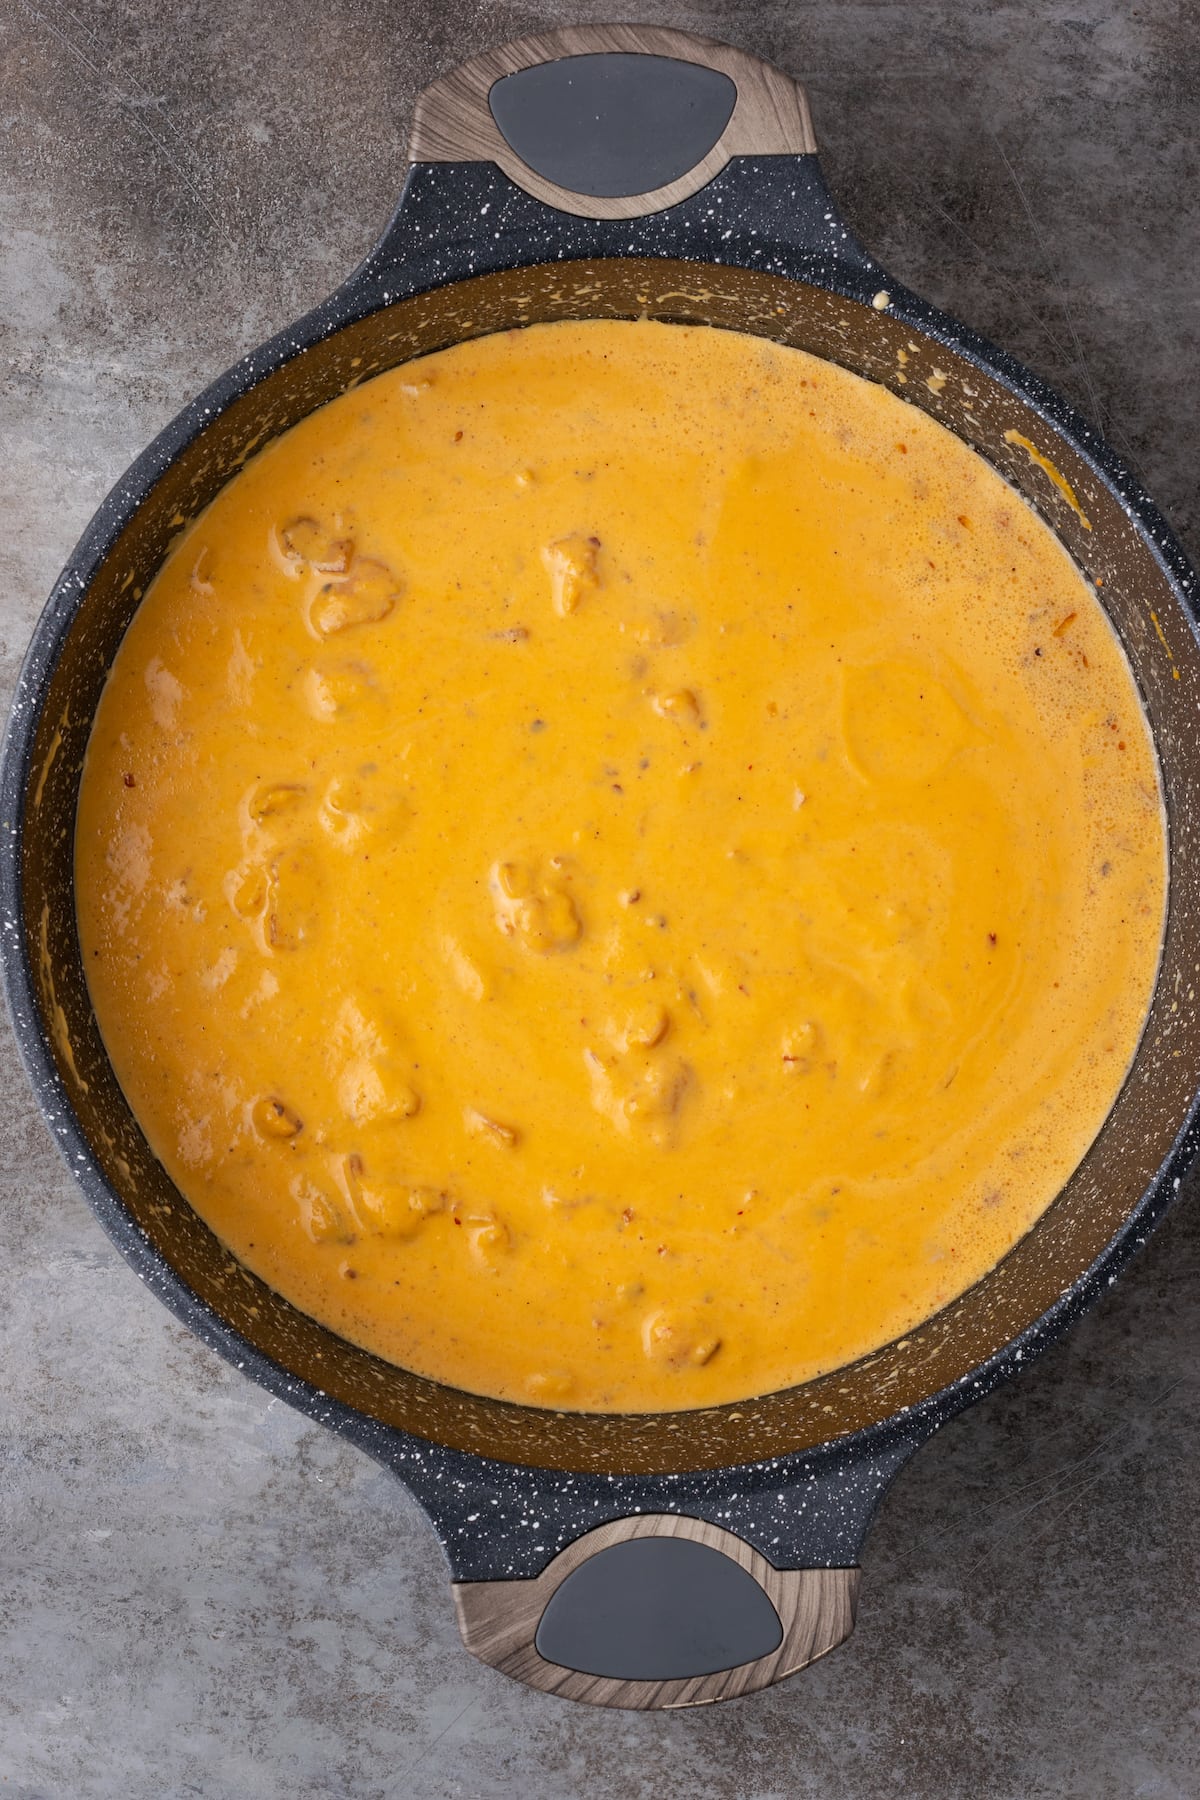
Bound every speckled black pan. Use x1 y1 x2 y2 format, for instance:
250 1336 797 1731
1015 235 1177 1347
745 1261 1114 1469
4 26 1198 1709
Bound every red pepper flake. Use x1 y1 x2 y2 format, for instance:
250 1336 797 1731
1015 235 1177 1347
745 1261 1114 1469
1053 611 1077 636
122 772 136 788
896 443 908 454
988 931 997 946
621 1207 634 1224
453 429 464 442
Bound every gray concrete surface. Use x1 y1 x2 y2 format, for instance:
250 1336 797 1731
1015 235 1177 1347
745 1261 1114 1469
2 1 1198 1795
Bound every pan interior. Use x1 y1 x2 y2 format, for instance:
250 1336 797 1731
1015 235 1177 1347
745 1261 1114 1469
20 258 1200 1474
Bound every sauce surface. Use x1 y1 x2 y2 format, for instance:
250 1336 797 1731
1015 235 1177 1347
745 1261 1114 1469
75 320 1166 1411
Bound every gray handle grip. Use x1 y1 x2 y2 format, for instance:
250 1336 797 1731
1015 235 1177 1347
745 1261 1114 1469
453 1513 858 1710
407 25 817 219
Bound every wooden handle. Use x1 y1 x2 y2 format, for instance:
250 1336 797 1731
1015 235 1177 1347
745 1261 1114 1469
453 1513 858 1710
407 26 817 220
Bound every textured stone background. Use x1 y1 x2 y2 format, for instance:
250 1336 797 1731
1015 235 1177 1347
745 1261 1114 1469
2 2 1198 1795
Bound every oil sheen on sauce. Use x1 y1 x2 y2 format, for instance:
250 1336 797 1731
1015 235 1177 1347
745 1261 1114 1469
75 319 1166 1413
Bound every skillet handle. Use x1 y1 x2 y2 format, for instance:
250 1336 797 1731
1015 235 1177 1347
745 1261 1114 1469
407 25 817 220
452 1513 857 1710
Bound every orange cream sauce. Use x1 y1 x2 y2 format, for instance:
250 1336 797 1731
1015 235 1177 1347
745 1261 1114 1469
75 319 1165 1412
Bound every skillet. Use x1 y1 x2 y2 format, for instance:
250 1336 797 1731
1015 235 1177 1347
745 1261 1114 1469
4 26 1199 1709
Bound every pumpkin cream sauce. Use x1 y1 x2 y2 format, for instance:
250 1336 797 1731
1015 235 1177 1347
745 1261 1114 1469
75 319 1165 1412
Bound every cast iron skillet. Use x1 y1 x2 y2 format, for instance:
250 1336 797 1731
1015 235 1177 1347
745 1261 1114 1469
4 25 1199 1711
